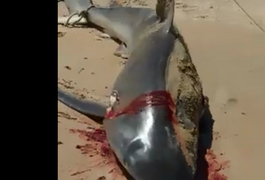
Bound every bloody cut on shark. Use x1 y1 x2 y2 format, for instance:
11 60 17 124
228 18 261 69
105 90 196 169
105 90 177 120
71 90 228 179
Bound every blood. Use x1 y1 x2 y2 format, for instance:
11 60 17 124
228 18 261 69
205 149 230 180
105 90 177 122
70 128 124 178
71 90 230 179
71 90 179 178
71 91 178 160
69 128 111 156
105 90 195 171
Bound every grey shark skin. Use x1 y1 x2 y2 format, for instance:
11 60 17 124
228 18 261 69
103 0 201 179
64 0 91 14
58 0 93 26
84 4 157 54
58 0 158 58
57 0 92 26
58 0 206 179
58 88 107 118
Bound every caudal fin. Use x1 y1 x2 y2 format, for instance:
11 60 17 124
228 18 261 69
155 0 175 32
58 88 107 119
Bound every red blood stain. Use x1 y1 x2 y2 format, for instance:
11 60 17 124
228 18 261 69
70 90 180 178
105 91 193 166
69 128 124 178
205 149 230 180
71 90 230 179
69 128 111 157
105 90 177 123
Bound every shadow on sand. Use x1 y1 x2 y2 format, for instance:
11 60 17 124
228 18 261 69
194 103 215 180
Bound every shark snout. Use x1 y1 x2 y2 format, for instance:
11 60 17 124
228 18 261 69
104 99 196 180
120 107 194 180
123 137 193 180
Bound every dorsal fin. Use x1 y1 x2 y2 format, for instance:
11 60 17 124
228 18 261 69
155 0 175 33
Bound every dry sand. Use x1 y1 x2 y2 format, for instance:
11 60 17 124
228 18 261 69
58 0 265 179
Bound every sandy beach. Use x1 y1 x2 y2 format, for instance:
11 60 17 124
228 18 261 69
58 0 265 179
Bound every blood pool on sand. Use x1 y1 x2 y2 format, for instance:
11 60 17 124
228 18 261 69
69 128 124 178
205 149 230 180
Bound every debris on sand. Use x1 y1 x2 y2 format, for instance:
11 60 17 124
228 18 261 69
64 65 71 70
70 169 91 176
58 111 77 120
205 149 230 180
58 32 66 37
97 176 106 180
